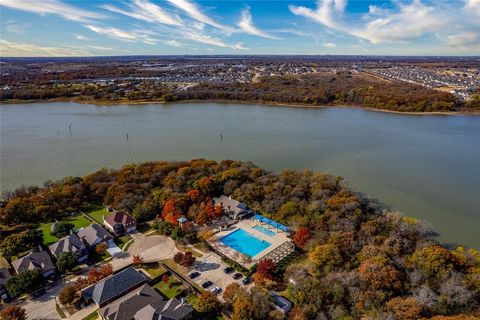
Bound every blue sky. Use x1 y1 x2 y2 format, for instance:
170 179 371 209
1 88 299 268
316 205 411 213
0 0 479 56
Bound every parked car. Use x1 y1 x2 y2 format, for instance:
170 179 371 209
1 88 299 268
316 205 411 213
241 277 252 285
223 267 234 274
189 271 200 279
210 286 222 295
201 280 213 288
233 272 243 280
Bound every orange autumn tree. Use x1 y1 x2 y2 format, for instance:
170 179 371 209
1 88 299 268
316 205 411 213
162 198 179 225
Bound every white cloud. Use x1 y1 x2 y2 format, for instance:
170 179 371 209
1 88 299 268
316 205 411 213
238 7 279 39
324 42 336 48
86 45 113 51
84 25 157 45
0 0 104 22
447 32 480 50
164 39 186 48
466 0 480 16
0 39 91 56
182 31 247 50
289 0 480 44
103 0 183 26
1 20 29 34
166 0 231 31
75 34 88 40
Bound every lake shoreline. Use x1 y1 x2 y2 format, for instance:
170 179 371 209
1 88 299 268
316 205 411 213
2 97 479 116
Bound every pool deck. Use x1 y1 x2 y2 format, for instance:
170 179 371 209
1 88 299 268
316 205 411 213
210 219 292 268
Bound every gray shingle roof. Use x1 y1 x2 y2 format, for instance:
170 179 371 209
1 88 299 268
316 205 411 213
48 233 86 257
82 267 147 306
99 284 162 320
11 250 55 275
76 224 113 247
0 268 11 286
134 296 193 320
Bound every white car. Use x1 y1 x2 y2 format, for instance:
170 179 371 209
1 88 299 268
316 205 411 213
210 286 222 295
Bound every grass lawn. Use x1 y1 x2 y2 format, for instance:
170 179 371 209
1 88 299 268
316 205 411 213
113 235 131 249
89 250 111 264
81 311 99 320
161 259 188 275
144 263 167 279
39 215 92 246
151 274 185 299
86 207 108 224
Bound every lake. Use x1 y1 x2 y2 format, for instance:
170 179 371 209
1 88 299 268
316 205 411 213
1 102 479 248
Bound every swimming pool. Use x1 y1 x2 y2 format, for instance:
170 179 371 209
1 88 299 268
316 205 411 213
252 224 276 237
219 228 271 258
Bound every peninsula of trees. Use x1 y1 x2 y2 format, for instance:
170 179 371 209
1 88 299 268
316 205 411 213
1 159 479 319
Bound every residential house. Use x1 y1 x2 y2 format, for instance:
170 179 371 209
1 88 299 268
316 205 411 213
104 211 136 236
77 224 113 250
213 195 251 220
48 233 89 263
271 293 292 314
11 250 56 278
99 284 192 320
82 267 147 308
0 268 11 295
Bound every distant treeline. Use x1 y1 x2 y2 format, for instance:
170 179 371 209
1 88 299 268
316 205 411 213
1 72 479 113
173 72 479 113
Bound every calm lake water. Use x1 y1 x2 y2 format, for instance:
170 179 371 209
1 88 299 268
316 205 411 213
1 102 479 248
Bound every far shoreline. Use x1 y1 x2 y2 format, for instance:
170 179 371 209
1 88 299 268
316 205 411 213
2 97 480 116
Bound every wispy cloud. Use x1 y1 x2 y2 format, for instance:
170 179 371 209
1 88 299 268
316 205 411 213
103 0 183 26
164 40 186 48
0 39 91 56
166 0 231 31
324 42 336 48
0 0 104 22
183 31 247 50
1 20 29 34
84 25 157 45
75 34 89 41
238 7 279 39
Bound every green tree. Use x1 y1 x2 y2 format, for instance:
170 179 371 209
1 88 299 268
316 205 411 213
52 222 74 238
56 252 78 273
6 269 43 297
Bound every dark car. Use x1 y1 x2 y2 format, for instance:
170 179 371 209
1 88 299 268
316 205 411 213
189 271 200 279
233 272 243 280
241 277 252 285
223 267 234 274
201 280 213 288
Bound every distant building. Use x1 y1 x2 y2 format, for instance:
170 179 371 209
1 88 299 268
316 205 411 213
213 195 250 220
104 211 137 236
0 268 11 294
77 224 113 250
11 250 56 278
48 233 89 263
99 284 192 320
82 267 147 308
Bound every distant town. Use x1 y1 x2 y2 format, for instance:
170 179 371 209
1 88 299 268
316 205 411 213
1 56 479 103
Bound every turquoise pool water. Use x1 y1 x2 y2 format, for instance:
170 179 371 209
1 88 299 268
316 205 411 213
252 224 276 237
219 228 271 257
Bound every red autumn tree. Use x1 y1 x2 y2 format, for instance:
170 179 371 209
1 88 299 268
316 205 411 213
187 189 200 202
132 254 144 266
162 273 169 284
0 305 27 320
257 259 276 280
181 251 196 267
293 227 311 248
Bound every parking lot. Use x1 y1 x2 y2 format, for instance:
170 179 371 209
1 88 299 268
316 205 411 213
189 251 252 299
